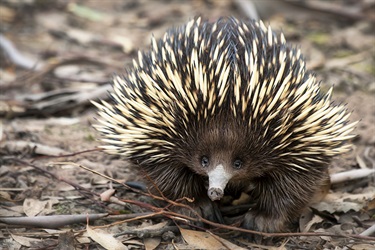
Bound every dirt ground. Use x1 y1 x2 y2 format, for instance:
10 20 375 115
1 0 374 249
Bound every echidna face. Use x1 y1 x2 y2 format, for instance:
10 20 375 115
192 150 250 201
185 121 269 201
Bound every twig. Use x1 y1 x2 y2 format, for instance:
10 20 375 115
31 148 101 162
114 226 180 238
1 140 69 156
89 212 164 229
0 214 107 228
0 34 43 70
330 169 375 184
360 224 375 237
281 0 366 21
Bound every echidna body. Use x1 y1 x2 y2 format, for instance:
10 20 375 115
93 17 357 233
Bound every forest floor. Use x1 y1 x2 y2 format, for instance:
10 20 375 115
1 0 374 249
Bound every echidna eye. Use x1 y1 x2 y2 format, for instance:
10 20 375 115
233 159 243 169
201 156 209 168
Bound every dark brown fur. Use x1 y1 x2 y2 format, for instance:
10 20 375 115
143 115 329 233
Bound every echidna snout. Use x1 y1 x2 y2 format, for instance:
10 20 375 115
207 187 224 201
207 164 233 201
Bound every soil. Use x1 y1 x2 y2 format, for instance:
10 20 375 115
1 0 374 249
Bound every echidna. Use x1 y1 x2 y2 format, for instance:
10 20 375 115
93 17 357 234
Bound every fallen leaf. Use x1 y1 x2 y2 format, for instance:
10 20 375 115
11 234 41 247
100 188 116 201
86 224 128 250
0 191 12 202
351 244 375 250
143 237 161 250
299 208 313 232
314 201 362 213
366 198 375 210
23 198 59 217
136 221 169 231
302 214 324 232
0 205 24 216
180 228 246 250
314 228 331 242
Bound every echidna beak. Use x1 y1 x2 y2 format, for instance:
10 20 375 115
207 164 232 201
207 187 224 201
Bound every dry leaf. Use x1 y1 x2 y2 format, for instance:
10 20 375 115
314 228 331 242
312 190 375 213
0 191 12 202
0 5 16 23
143 237 161 250
366 198 375 210
302 214 324 232
314 201 362 213
299 208 314 232
86 224 128 250
136 221 169 231
11 234 41 247
180 228 246 250
76 234 91 244
23 198 59 217
100 188 116 201
351 244 375 250
0 205 24 216
123 239 144 247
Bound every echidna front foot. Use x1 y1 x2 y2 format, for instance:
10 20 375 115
242 211 297 242
243 212 285 232
197 199 224 224
175 199 224 227
176 198 224 226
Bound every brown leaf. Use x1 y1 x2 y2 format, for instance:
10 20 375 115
179 227 246 250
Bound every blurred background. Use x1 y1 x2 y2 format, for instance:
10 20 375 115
1 0 374 170
0 0 374 248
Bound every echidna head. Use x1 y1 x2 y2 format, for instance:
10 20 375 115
182 117 273 201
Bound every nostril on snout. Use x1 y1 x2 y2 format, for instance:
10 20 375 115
207 187 224 201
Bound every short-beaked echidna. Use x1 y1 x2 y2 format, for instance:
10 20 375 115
93 17 357 233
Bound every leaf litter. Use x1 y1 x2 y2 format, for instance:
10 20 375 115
1 0 374 249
